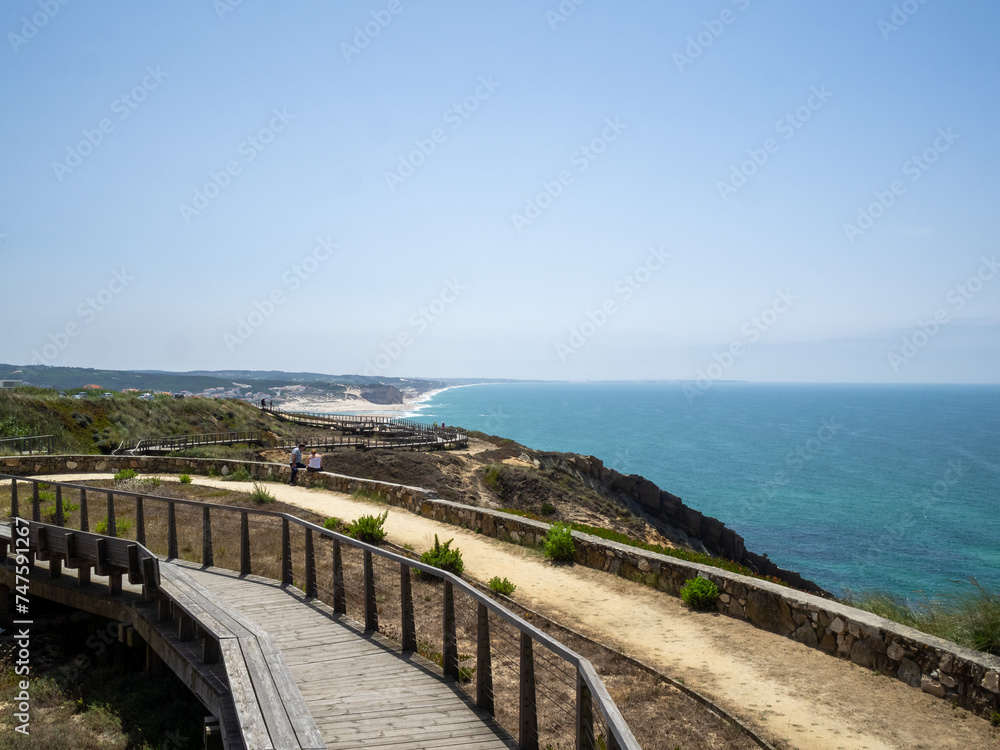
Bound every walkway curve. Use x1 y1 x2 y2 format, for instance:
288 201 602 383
31 474 1000 750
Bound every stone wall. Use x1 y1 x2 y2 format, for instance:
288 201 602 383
3 454 998 719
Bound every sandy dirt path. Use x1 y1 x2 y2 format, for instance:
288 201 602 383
34 474 1000 750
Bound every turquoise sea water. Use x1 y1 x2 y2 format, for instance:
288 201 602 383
408 382 1000 599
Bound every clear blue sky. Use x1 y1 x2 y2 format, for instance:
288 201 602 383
1 1 997 383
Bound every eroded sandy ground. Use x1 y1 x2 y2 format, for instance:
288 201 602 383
33 474 1000 750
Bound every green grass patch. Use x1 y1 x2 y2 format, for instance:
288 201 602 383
94 517 133 536
489 576 516 596
352 487 389 503
847 578 1000 656
246 481 276 504
221 466 253 482
178 473 192 484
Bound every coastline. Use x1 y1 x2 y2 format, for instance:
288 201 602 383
277 386 451 417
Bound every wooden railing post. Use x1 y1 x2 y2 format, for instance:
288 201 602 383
400 564 416 652
363 550 378 632
32 483 40 522
240 511 250 575
576 672 595 750
520 632 538 750
202 506 213 567
135 497 145 546
332 539 346 614
79 488 88 532
443 581 458 680
304 528 316 597
281 519 292 585
477 602 494 715
106 492 116 537
55 486 63 526
9 478 17 519
167 501 177 559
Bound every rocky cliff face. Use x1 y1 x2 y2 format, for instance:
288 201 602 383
536 451 828 596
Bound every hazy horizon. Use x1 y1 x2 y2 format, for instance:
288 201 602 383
2 2 998 384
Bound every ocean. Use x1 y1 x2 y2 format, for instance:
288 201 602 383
408 381 1000 599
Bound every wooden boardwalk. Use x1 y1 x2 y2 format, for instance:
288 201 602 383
179 562 516 749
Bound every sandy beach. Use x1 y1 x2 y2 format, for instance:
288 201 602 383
276 386 449 417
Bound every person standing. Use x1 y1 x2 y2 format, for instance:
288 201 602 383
290 443 306 485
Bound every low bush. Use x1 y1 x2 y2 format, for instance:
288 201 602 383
322 517 340 531
348 511 388 544
178 473 192 484
483 464 502 490
543 522 575 562
420 535 464 576
489 576 516 596
247 481 275 504
222 466 253 482
681 577 720 611
95 517 133 537
540 502 556 515
113 468 137 483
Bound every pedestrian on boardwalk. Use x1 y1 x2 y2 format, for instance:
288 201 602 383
261 398 267 408
307 449 322 472
290 443 306 484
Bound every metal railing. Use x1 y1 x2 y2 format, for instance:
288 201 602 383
115 430 267 455
2 473 640 750
0 434 55 456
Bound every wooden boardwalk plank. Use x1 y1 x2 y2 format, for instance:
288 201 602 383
178 563 516 749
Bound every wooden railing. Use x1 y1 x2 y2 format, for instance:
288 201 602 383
115 430 267 455
1 474 640 750
0 434 55 456
0 516 324 750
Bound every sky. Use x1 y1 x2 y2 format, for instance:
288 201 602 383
1 0 998 383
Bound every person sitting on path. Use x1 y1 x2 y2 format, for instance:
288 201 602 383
290 443 306 485
306 449 322 472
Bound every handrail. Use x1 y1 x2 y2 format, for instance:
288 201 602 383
116 430 266 455
2 473 640 750
0 434 55 455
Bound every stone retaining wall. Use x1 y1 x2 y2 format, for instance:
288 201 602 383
4 454 999 719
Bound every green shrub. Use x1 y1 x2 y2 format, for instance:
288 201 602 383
489 576 516 596
680 577 720 611
348 511 388 544
113 468 137 483
540 502 556 516
420 535 464 576
247 481 275 504
178 473 192 484
322 517 340 531
95 517 133 537
222 466 252 482
483 464 502 490
543 522 575 562
991 711 1000 727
